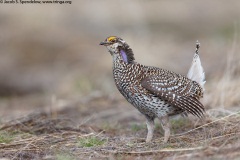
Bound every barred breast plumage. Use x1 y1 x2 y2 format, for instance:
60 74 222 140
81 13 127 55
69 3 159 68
100 36 205 143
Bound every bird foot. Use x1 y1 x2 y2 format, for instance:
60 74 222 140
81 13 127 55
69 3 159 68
159 116 170 143
163 136 170 143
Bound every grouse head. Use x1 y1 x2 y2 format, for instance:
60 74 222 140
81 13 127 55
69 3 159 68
100 36 135 64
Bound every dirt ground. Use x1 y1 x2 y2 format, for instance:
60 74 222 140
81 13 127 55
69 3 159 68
0 91 240 160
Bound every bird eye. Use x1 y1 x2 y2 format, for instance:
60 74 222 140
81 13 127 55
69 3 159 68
110 39 116 43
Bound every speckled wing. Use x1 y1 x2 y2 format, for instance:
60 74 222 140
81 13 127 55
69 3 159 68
141 69 205 118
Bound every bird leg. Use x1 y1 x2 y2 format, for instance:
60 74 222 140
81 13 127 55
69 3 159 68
146 118 155 142
159 115 170 143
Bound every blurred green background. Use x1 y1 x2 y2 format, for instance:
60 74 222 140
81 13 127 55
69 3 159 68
0 0 240 99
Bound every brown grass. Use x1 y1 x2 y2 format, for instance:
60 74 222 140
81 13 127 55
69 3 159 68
206 32 240 109
0 101 239 159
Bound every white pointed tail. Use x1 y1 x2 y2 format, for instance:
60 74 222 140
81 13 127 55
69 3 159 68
187 41 206 90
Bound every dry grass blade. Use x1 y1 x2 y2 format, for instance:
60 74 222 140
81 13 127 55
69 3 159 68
174 110 240 137
107 146 205 155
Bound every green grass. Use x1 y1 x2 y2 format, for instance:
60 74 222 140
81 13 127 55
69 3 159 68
0 130 33 144
170 118 191 133
131 123 146 132
56 153 76 160
101 121 121 131
0 131 15 143
78 136 106 147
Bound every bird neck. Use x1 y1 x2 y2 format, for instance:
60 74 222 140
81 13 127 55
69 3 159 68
118 43 135 64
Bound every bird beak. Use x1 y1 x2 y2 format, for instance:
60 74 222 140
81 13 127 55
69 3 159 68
99 41 109 46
